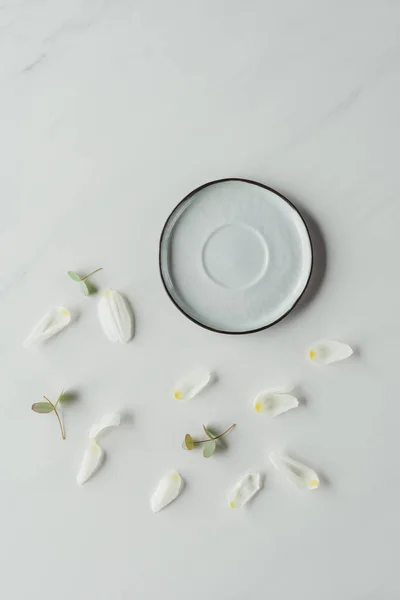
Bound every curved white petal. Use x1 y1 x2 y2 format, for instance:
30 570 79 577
76 440 104 485
254 391 298 417
98 289 134 343
23 307 71 348
150 471 184 512
227 472 261 508
269 452 320 490
308 340 353 364
89 412 121 440
173 369 211 400
77 413 122 485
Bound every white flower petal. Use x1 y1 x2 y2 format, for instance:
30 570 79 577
308 340 353 364
173 369 211 400
150 471 184 512
254 390 298 417
227 472 261 509
89 412 121 440
23 307 71 348
269 452 320 490
77 413 122 485
98 289 134 343
76 440 104 485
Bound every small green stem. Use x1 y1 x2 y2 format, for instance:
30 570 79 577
81 268 102 281
193 423 236 445
44 396 65 440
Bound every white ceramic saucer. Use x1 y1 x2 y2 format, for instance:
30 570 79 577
159 179 313 334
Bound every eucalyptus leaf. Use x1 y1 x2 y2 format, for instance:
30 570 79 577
203 425 215 439
184 434 194 450
68 268 102 295
203 440 216 458
58 390 78 404
80 281 90 296
84 280 98 295
55 390 65 406
67 271 81 282
32 402 53 414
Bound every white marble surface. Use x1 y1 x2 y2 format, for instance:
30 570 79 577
1 1 400 598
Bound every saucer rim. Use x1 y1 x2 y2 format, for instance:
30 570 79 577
159 177 314 335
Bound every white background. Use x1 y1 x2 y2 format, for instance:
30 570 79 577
1 1 399 599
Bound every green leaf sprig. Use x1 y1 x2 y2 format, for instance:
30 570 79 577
67 268 103 295
32 391 67 440
182 424 236 458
